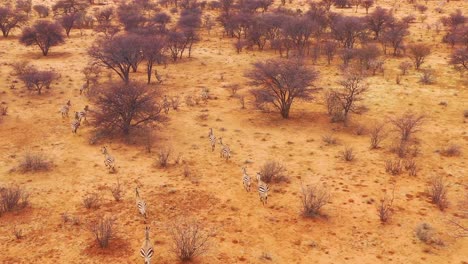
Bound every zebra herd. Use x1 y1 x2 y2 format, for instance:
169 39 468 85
134 188 154 263
60 100 89 134
208 128 269 205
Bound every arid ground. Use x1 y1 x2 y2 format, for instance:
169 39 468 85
0 0 467 263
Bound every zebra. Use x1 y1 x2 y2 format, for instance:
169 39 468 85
218 137 231 161
162 96 170 114
71 119 80 134
60 100 71 118
140 226 154 264
201 88 209 103
257 173 269 205
241 167 251 192
135 187 147 219
154 70 163 84
76 105 89 123
79 83 89 95
208 128 216 152
101 146 115 172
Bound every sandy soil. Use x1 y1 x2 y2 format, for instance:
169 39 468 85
0 0 467 263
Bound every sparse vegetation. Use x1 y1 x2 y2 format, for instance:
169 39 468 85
340 146 355 161
169 218 213 261
428 176 448 211
258 161 288 183
369 123 386 149
377 188 394 223
0 186 29 215
322 134 338 145
110 180 123 202
385 159 402 175
158 146 172 167
440 144 461 157
390 112 424 142
89 215 115 248
17 152 51 172
301 183 330 218
82 192 101 209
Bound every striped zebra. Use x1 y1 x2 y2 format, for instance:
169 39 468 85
218 137 231 161
208 128 216 152
75 105 89 123
60 100 71 118
135 188 147 219
241 167 251 192
163 96 170 114
256 173 269 205
140 226 154 264
71 119 80 134
79 83 89 95
101 146 116 172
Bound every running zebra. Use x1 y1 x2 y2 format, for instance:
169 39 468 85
75 105 89 123
163 96 170 114
218 137 231 161
208 128 216 152
135 187 147 219
256 173 269 205
140 226 154 264
71 119 80 134
60 100 71 118
79 83 89 95
101 146 115 172
241 167 251 192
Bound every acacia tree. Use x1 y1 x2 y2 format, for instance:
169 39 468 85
0 7 28 37
88 34 143 83
246 59 319 119
59 12 83 37
331 15 367 49
328 74 368 124
449 48 468 71
362 0 374 14
18 66 59 95
52 0 88 15
140 35 166 84
408 43 431 69
92 81 165 135
366 7 394 40
381 20 409 56
19 20 65 56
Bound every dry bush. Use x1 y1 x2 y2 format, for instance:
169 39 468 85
428 176 448 211
322 134 338 145
158 146 171 167
0 105 7 116
377 188 394 223
404 159 418 176
369 123 386 149
396 74 401 84
13 226 24 239
83 192 101 209
340 146 355 162
169 218 213 261
259 161 288 184
354 124 367 135
0 186 29 214
143 128 154 153
464 110 468 119
183 164 191 178
236 94 245 109
415 223 434 244
110 180 123 202
301 184 330 218
17 152 51 173
390 112 424 142
398 61 412 75
185 95 195 107
419 69 436 84
225 84 241 97
390 140 419 158
61 212 81 226
440 144 461 157
385 159 402 175
171 96 180 110
89 215 115 248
